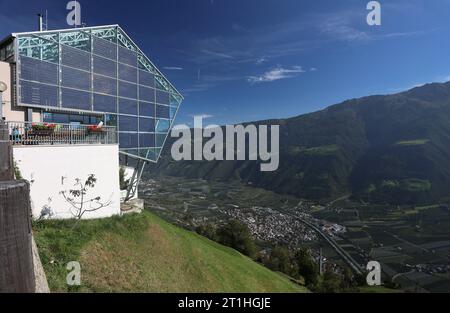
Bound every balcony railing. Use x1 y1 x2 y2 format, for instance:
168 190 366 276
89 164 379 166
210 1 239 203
7 122 117 146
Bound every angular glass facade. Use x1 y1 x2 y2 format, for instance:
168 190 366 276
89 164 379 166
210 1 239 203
13 25 183 162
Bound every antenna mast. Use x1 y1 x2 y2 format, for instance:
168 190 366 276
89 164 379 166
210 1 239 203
44 10 48 31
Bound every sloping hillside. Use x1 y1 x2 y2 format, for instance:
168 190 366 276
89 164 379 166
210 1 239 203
150 82 450 205
33 212 306 293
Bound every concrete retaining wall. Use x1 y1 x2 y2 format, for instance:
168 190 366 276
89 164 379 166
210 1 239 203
13 144 121 220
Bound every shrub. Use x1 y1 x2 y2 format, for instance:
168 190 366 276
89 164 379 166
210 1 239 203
216 219 257 258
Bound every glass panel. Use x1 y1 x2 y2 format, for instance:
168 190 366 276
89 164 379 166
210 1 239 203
93 55 117 78
156 119 170 133
156 90 170 104
146 148 159 161
170 106 178 119
118 115 138 131
156 105 170 119
139 133 155 148
139 70 154 87
61 88 91 110
42 112 53 122
89 115 103 124
18 35 58 62
139 117 155 132
170 93 182 106
155 134 167 147
118 45 137 66
52 113 70 124
119 63 137 83
93 36 117 60
139 86 155 103
61 66 91 90
61 45 91 71
20 80 58 107
119 98 138 115
93 75 117 95
155 79 165 90
60 31 91 51
94 93 116 113
139 149 150 159
139 101 154 117
20 56 58 84
92 27 117 43
119 133 138 149
119 81 137 99
105 114 117 127
154 148 162 159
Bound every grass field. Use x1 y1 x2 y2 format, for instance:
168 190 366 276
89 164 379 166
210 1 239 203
33 211 307 293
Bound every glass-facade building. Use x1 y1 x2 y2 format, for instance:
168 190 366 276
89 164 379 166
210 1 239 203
0 25 183 162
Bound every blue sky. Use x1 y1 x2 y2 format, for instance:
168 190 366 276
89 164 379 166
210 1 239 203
1 0 450 125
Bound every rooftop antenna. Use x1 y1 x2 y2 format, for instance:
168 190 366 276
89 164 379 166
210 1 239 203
37 11 48 32
37 13 43 32
44 10 48 31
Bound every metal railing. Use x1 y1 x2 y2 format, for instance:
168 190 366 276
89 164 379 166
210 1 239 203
7 121 117 146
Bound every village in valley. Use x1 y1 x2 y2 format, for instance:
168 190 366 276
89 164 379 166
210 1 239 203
140 175 450 292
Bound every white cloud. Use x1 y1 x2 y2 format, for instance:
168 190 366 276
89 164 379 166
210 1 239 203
190 113 214 119
163 66 183 70
201 49 235 60
319 15 369 42
256 57 268 65
247 66 305 83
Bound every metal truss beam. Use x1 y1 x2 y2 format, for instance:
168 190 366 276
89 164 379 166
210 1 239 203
15 24 184 100
124 158 147 202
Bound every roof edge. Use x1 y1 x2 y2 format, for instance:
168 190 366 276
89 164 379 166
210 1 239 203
0 34 14 48
10 24 184 100
11 24 120 37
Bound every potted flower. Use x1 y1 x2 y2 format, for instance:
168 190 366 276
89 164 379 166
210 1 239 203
31 123 56 136
87 125 104 133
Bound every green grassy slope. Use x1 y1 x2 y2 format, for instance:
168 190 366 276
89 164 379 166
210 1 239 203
34 212 306 293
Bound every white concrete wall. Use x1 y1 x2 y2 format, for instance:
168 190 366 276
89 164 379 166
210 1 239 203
13 144 121 220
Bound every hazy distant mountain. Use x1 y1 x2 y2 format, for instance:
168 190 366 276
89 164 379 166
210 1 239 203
149 82 450 205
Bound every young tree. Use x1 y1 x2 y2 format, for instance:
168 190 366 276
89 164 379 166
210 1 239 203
60 174 112 220
294 248 319 287
319 270 342 293
265 246 294 276
196 223 218 241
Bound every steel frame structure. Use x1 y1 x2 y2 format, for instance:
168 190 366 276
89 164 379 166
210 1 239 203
2 25 184 165
14 25 183 98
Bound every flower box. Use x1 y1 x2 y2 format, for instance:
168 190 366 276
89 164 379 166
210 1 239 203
31 123 56 136
87 125 105 133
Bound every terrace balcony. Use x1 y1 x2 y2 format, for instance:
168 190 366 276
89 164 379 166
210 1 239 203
6 121 117 146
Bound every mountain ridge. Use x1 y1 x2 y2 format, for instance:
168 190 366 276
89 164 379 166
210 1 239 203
150 81 450 205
